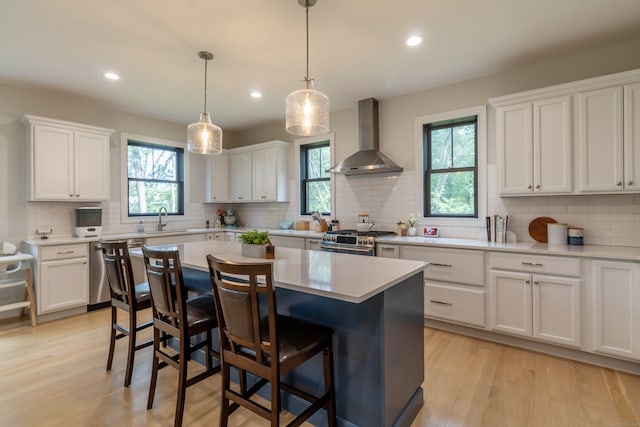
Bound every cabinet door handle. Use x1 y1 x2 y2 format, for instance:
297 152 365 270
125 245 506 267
535 184 540 189
430 300 452 306
617 181 622 186
628 181 633 185
525 279 530 284
534 280 539 285
57 250 74 255
521 262 543 267
527 185 532 190
431 263 452 268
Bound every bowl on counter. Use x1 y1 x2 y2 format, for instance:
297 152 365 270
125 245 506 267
277 221 293 230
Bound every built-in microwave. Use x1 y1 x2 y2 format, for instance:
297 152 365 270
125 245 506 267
75 207 102 238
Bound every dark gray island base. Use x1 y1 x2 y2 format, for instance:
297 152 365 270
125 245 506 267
276 270 424 427
184 267 425 427
151 241 426 427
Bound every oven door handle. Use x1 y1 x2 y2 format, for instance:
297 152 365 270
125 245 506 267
320 245 374 255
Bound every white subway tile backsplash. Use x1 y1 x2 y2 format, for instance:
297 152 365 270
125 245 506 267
25 162 640 248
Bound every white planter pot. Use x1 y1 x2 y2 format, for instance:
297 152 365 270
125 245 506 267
241 243 267 258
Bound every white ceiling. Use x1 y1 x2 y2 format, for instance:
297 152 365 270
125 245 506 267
2 0 640 130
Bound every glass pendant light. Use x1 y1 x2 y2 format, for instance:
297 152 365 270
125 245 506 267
187 51 223 155
285 0 329 136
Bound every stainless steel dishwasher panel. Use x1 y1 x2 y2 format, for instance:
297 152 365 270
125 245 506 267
89 241 109 308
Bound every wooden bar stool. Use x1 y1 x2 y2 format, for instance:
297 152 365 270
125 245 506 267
207 255 337 427
101 240 153 387
142 246 220 427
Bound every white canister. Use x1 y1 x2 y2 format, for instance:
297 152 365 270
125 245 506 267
547 223 568 245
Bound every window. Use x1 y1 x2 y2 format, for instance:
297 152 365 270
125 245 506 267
415 105 486 228
300 140 331 215
126 139 184 216
424 116 478 217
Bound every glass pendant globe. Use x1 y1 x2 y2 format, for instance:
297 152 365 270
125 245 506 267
187 112 222 155
285 87 329 136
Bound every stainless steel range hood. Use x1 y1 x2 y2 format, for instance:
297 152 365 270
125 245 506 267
328 98 403 175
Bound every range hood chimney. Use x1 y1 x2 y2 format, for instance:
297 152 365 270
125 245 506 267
328 98 403 175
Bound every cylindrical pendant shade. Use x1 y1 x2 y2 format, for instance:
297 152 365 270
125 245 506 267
285 88 330 136
187 112 223 155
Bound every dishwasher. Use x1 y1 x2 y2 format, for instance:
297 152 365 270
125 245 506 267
89 238 146 310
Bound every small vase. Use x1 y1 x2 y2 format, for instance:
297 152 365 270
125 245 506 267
408 227 417 236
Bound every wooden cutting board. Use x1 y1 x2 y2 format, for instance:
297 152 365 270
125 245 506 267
528 217 557 242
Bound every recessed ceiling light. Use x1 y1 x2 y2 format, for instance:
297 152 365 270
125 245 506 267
250 91 262 99
104 72 120 80
406 36 422 47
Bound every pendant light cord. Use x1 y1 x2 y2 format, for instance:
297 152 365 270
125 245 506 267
305 4 309 82
203 57 208 113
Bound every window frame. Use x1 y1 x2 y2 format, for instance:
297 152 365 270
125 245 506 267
300 140 332 216
414 106 487 228
120 132 190 224
424 116 478 218
295 133 335 219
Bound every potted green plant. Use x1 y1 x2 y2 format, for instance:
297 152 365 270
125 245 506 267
238 229 270 258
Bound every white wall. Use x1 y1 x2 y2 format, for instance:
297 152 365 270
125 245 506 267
229 38 640 246
3 37 640 246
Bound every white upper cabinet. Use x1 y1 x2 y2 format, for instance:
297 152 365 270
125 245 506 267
205 153 230 202
229 151 252 202
212 140 290 204
577 86 625 192
491 68 640 196
496 96 572 195
252 142 289 202
624 82 640 191
23 115 113 201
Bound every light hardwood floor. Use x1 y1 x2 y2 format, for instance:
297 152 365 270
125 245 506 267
1 309 639 427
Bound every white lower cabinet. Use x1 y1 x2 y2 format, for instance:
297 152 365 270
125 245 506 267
396 244 486 327
425 282 485 327
592 260 640 361
35 244 89 314
305 238 322 251
145 233 207 245
377 244 399 258
489 252 582 348
490 270 581 347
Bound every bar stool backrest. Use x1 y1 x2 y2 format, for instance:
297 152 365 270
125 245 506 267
142 247 186 330
207 256 277 367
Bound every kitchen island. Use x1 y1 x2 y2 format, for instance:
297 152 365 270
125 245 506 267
140 240 426 427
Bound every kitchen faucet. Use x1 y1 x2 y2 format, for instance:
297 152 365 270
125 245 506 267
157 207 168 231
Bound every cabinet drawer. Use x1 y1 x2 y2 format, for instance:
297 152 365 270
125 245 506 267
40 244 88 261
490 252 580 277
425 282 486 327
401 246 484 286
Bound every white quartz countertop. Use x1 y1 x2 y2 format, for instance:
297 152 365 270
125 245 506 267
135 240 426 304
23 227 324 247
376 235 640 262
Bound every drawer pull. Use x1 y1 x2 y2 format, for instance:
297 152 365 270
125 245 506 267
521 262 543 267
431 263 452 268
381 247 395 251
430 300 452 306
56 250 75 255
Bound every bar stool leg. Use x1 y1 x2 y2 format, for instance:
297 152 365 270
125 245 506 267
106 306 117 372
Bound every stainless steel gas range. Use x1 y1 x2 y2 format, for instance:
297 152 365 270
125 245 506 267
320 229 396 256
